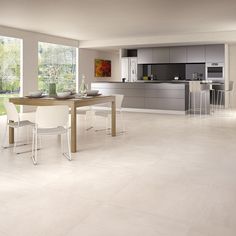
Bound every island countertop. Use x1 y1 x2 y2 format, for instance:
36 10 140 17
92 80 223 85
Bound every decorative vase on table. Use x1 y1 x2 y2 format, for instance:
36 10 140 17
49 83 56 97
79 75 87 97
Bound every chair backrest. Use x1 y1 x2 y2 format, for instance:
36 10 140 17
189 81 201 93
114 94 124 110
35 105 69 128
229 81 234 91
4 101 19 122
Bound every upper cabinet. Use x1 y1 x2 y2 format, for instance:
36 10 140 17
137 48 170 64
170 47 187 63
152 48 170 63
187 46 205 63
205 45 224 63
137 48 152 64
136 44 225 64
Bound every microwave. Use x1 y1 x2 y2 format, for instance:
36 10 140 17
206 62 224 83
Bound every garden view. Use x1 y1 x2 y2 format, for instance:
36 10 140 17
0 37 77 115
0 36 21 115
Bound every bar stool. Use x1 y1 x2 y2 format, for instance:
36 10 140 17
209 83 216 113
216 81 234 109
188 81 208 116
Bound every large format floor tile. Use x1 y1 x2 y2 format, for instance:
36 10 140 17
0 110 236 236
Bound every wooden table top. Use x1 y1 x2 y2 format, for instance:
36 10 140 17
9 95 115 107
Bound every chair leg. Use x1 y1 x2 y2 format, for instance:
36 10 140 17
31 130 35 164
220 91 223 109
216 90 219 109
13 128 19 153
120 111 125 133
85 110 95 131
62 131 72 161
61 134 65 154
200 92 202 116
67 131 72 161
211 89 215 113
188 92 191 115
1 123 8 148
105 115 111 134
31 130 37 165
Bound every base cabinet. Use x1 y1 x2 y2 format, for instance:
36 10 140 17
91 82 188 111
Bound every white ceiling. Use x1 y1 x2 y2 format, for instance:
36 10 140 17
1 0 236 41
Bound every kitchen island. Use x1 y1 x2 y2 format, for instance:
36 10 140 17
91 81 210 114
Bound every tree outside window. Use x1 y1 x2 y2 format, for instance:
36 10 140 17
38 42 77 93
0 36 21 115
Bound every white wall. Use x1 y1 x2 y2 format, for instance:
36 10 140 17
79 48 120 89
229 44 236 108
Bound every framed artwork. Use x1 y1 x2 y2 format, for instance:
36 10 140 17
95 59 111 77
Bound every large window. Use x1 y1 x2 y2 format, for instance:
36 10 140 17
38 42 77 93
0 36 21 115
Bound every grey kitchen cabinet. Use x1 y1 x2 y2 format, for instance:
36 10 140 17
205 45 224 62
152 47 170 63
170 47 187 63
187 46 205 63
137 48 152 64
91 82 188 111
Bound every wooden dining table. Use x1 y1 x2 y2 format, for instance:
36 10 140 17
9 95 116 153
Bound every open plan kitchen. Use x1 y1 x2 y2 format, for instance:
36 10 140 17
92 44 228 115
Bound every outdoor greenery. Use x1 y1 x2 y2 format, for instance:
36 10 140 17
38 42 76 93
0 93 19 115
0 37 21 93
0 38 77 115
0 36 21 115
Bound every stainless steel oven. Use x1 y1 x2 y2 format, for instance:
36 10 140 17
206 62 224 83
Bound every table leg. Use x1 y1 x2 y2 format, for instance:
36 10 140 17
111 100 116 137
71 105 77 153
9 121 14 144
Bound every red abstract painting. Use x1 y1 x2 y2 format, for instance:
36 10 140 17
95 59 111 77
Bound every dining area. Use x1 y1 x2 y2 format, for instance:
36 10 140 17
2 91 117 165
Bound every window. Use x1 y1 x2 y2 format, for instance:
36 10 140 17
38 42 77 93
0 36 21 115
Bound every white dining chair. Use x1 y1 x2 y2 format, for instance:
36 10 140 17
31 105 71 165
93 94 125 134
76 106 95 131
2 101 34 153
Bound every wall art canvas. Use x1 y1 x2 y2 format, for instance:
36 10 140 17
95 59 111 77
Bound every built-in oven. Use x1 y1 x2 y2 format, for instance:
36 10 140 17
206 62 224 83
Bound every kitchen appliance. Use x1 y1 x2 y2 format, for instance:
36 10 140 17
121 57 137 82
206 62 224 83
